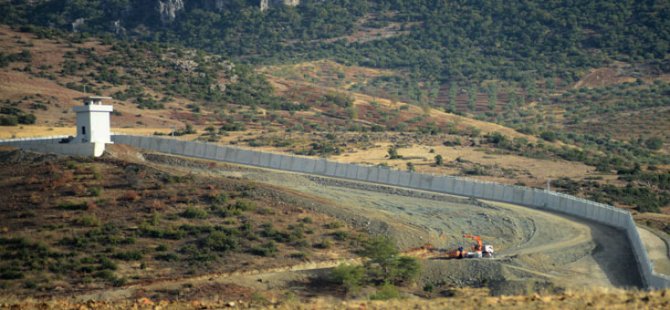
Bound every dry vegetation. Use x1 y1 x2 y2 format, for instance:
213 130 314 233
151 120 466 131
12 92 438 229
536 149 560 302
0 149 363 298
1 24 668 245
1 287 668 309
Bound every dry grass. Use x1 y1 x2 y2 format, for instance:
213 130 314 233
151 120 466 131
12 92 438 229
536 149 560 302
330 142 595 187
2 287 668 309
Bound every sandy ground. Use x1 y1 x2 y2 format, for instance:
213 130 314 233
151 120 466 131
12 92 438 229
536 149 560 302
332 143 596 186
639 227 670 275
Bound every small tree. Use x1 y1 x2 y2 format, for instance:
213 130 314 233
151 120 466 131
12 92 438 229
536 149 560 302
406 162 415 172
387 146 400 159
331 264 365 293
434 155 444 166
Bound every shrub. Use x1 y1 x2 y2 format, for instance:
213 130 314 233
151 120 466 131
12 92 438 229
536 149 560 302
139 223 185 240
232 199 255 211
645 137 663 150
434 155 444 166
393 256 421 284
330 264 365 293
57 201 88 210
0 270 23 280
199 231 239 252
211 192 229 204
540 131 558 142
181 206 209 219
369 283 401 300
332 231 349 241
313 239 332 249
290 252 308 260
361 236 420 285
0 115 18 126
98 257 117 270
387 146 401 159
112 277 127 287
88 187 103 197
74 214 101 227
154 253 178 261
324 221 343 229
251 241 277 257
112 250 143 261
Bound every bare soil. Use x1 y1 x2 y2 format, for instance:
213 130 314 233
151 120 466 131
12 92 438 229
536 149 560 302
145 152 644 294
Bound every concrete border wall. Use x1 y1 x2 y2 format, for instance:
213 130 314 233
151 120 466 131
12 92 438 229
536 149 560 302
11 134 662 289
0 136 105 157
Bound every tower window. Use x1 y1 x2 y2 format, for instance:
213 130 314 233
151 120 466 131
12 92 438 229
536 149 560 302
82 126 86 135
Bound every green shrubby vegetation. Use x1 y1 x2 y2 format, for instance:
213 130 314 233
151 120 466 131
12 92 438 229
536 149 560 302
330 236 420 298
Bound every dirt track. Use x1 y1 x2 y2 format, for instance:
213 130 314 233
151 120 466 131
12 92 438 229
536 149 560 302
198 163 643 292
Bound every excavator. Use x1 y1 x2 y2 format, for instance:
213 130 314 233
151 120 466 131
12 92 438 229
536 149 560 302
405 234 494 260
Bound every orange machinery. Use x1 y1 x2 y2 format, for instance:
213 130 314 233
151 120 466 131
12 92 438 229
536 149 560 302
404 234 491 259
463 234 482 252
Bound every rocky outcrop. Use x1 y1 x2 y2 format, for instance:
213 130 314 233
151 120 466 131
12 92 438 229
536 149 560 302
158 0 185 24
260 0 301 12
282 0 300 7
71 18 85 32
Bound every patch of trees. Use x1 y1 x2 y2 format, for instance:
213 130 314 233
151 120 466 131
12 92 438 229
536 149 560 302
330 237 420 296
4 1 669 86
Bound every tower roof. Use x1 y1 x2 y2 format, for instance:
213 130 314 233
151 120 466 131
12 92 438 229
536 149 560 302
75 96 112 101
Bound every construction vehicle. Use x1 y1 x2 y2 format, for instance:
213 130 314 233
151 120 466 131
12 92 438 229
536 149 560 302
405 234 494 259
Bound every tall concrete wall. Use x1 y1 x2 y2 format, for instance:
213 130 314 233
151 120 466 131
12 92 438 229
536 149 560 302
8 134 662 289
0 136 105 157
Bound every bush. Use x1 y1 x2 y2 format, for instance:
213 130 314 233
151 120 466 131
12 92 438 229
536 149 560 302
324 221 343 229
57 201 88 210
645 137 663 150
313 239 332 249
88 187 103 197
154 253 178 261
0 270 23 280
393 256 421 284
540 131 558 142
387 146 401 159
332 231 349 241
369 283 401 300
362 237 421 285
232 199 255 211
181 206 209 219
330 264 365 293
434 155 444 166
112 250 143 261
199 231 239 252
74 214 101 227
251 241 277 257
0 115 18 126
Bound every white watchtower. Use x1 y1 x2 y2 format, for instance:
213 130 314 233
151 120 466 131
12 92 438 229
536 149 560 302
73 96 113 144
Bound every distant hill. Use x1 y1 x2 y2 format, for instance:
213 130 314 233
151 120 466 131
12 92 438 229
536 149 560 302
3 1 668 82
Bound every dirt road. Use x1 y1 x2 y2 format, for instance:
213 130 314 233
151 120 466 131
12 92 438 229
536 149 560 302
204 164 642 291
